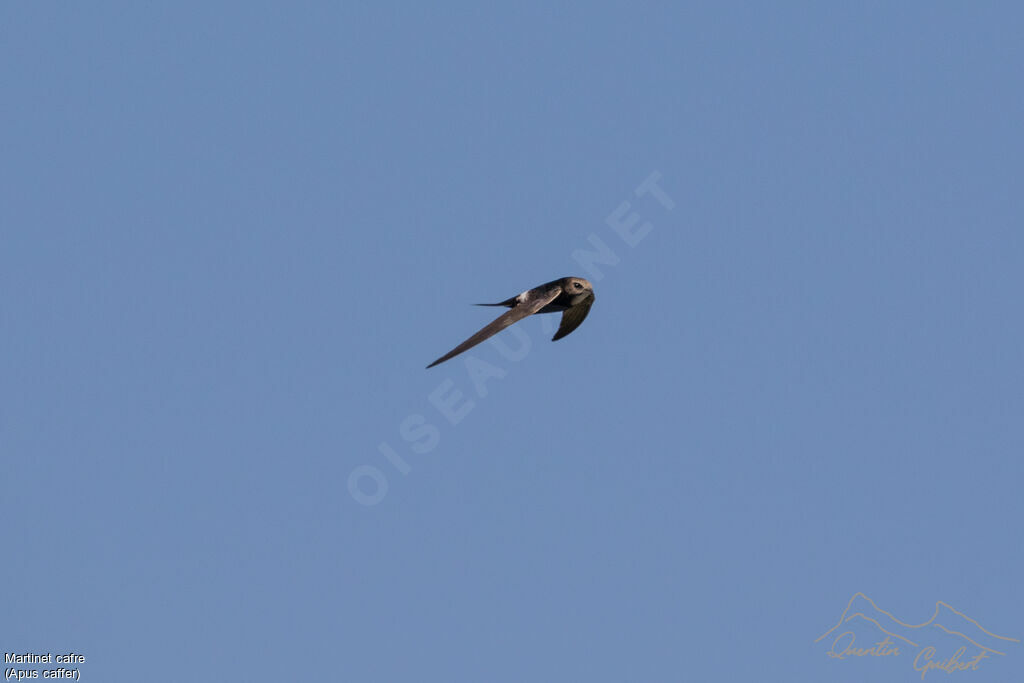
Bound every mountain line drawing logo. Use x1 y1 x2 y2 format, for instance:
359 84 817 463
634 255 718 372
815 592 1020 679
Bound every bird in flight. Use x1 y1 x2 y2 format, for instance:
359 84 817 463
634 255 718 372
427 277 595 368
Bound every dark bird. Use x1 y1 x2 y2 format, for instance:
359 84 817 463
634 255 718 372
427 277 595 368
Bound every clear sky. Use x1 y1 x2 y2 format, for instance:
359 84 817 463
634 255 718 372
3 3 1022 682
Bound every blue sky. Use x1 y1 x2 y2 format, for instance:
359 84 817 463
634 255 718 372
3 3 1022 682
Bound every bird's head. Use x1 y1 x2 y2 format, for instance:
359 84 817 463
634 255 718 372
564 277 594 305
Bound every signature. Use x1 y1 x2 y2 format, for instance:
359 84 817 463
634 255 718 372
816 593 1019 678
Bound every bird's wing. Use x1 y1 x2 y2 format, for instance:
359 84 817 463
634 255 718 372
427 287 562 368
551 292 595 341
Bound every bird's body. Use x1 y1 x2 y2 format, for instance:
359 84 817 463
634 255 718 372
427 277 595 368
